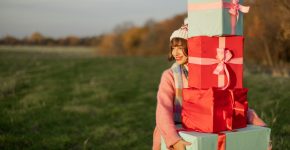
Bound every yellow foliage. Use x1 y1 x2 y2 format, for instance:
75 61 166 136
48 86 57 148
98 34 117 55
122 27 147 55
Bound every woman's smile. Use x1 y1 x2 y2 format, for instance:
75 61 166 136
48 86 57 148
171 46 188 65
175 56 183 61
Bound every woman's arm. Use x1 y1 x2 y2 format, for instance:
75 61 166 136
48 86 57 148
156 69 182 148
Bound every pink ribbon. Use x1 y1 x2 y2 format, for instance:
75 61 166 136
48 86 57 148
188 0 250 34
218 133 226 150
222 108 233 131
188 37 243 90
224 0 250 34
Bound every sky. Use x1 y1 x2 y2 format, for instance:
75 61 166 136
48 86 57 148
0 0 186 38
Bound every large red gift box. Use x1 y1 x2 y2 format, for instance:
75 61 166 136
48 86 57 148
181 87 248 133
188 36 244 89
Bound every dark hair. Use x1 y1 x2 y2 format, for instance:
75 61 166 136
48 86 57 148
168 38 188 61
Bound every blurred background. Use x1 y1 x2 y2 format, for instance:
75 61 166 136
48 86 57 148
0 0 289 149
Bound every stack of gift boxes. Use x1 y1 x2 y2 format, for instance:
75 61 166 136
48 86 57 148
162 0 271 150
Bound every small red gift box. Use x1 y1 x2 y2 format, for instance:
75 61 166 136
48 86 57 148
182 87 248 133
188 36 244 89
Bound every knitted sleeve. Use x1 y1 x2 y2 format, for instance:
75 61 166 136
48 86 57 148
156 69 181 148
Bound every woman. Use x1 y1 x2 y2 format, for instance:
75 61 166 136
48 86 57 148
152 20 267 150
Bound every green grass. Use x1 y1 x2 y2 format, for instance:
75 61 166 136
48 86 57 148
0 48 289 150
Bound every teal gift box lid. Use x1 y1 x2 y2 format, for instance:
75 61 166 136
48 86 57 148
161 125 270 150
187 0 249 37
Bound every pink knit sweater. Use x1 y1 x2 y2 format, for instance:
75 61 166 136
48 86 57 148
152 68 266 150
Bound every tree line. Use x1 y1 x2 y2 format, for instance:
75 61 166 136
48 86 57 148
0 0 289 74
0 14 186 56
0 32 103 46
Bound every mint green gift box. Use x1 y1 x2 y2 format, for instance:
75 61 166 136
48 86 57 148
187 0 248 37
161 125 270 150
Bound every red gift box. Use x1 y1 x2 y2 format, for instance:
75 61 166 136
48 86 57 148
188 36 244 89
181 87 248 133
230 88 249 129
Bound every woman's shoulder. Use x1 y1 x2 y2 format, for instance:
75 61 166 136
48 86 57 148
162 68 173 76
158 68 175 89
160 68 174 82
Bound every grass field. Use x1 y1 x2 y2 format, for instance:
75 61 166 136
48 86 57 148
0 47 289 150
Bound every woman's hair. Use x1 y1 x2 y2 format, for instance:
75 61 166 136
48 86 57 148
168 38 188 61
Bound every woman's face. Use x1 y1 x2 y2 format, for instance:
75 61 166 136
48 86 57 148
172 46 188 65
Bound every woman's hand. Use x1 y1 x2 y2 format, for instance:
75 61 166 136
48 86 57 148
268 140 272 150
247 109 267 126
172 139 191 150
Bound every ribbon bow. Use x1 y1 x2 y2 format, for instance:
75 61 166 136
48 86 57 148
213 48 233 89
227 0 250 16
225 0 250 34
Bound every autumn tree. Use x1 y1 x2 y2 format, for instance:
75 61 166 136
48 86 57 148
0 35 18 45
244 0 290 76
98 33 118 56
29 32 45 45
122 27 147 55
66 36 80 46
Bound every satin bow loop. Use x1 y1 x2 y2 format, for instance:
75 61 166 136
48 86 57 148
228 3 239 16
213 48 233 75
227 0 250 18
